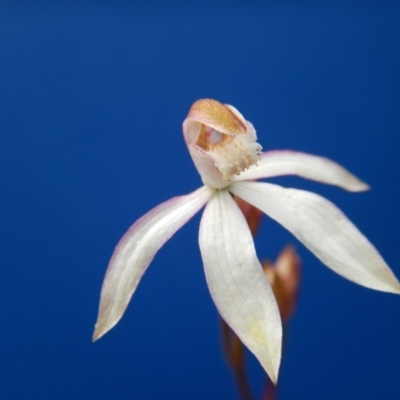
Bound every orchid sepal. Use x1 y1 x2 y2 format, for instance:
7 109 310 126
93 186 213 341
199 189 282 383
231 181 400 294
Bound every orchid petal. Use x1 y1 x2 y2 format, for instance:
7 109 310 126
231 181 400 294
235 150 369 192
199 190 282 383
93 186 213 341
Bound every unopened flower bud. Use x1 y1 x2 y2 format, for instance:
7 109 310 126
262 246 301 322
234 194 263 236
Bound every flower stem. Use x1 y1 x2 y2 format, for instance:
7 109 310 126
220 317 254 400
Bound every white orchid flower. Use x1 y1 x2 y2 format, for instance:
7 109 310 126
93 99 400 383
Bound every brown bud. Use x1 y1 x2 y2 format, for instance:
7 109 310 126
262 246 301 322
234 195 263 236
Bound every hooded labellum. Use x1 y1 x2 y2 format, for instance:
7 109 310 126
195 119 262 180
93 98 400 385
183 99 262 188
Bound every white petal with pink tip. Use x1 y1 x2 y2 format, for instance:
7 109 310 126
93 186 213 341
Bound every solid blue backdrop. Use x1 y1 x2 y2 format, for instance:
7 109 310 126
1 2 399 399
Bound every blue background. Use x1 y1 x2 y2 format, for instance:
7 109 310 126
1 2 399 399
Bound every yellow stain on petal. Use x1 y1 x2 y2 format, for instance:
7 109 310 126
250 321 267 345
188 99 247 136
